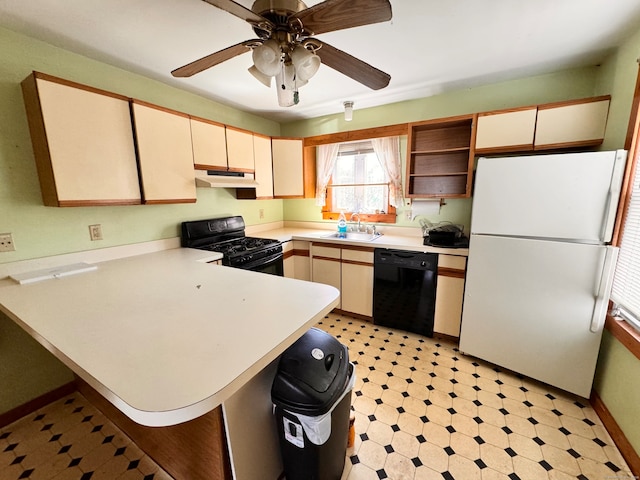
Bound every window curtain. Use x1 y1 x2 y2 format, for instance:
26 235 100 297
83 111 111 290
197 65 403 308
372 136 403 208
315 143 339 206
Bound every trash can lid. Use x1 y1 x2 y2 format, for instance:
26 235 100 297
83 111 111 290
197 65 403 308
271 328 350 415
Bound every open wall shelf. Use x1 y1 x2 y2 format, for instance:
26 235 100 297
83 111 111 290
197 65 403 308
406 115 477 198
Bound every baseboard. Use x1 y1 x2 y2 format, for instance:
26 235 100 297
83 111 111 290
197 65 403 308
0 381 77 428
591 390 640 476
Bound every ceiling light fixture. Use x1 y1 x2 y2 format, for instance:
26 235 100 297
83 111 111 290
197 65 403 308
248 38 321 107
344 101 354 121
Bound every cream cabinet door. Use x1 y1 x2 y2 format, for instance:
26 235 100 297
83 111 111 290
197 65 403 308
272 138 303 197
311 244 341 309
253 134 273 198
434 255 466 337
131 102 196 204
475 108 537 152
341 248 373 317
22 74 140 206
534 98 610 148
226 127 255 172
293 241 311 281
191 117 227 170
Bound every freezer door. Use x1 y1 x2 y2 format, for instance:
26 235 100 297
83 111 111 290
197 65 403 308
471 150 626 242
459 235 616 398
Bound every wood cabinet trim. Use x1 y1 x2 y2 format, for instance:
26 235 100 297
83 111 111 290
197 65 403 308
303 124 408 147
188 114 226 128
342 259 373 267
536 95 611 111
437 267 466 279
225 124 255 135
31 71 131 102
533 139 605 151
293 249 310 257
477 106 537 117
312 255 342 263
130 99 190 118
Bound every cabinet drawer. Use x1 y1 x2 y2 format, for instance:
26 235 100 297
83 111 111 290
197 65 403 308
341 248 374 264
311 245 341 259
438 255 466 270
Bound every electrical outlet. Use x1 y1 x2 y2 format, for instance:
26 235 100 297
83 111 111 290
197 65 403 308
0 233 15 252
89 224 103 241
259 209 264 219
405 210 412 220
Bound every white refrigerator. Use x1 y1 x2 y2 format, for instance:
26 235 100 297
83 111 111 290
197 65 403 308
459 150 627 398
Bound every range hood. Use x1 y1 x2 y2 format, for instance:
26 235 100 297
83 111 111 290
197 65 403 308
195 170 259 188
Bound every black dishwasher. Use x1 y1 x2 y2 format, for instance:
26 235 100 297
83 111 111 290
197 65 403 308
373 249 438 337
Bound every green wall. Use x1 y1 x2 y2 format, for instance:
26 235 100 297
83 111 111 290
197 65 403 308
0 26 285 414
593 25 640 457
280 67 602 232
1 20 640 463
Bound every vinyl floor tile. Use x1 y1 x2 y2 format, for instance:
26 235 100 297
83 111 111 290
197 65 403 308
317 313 635 480
1 312 634 480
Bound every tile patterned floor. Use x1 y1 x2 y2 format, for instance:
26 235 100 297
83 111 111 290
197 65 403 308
0 394 172 480
316 313 634 480
0 312 634 480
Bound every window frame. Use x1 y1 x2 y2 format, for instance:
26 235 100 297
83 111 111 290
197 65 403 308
303 123 408 224
607 62 640 362
321 140 396 223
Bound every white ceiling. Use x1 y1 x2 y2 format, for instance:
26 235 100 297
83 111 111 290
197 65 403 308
2 0 640 123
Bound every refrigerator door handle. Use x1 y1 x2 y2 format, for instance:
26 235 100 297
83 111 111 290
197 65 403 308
590 246 619 333
601 150 627 242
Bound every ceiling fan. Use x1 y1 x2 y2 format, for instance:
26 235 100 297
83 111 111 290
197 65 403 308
171 0 392 107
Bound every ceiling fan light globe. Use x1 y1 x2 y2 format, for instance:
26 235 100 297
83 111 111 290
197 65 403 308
291 46 321 82
248 66 272 87
276 67 297 107
252 39 281 76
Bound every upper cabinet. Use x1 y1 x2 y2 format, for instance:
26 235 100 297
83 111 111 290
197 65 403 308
190 116 227 171
21 72 141 207
406 115 476 198
272 138 305 198
475 96 610 154
475 107 537 154
226 127 255 173
534 96 610 150
253 134 274 199
131 101 196 204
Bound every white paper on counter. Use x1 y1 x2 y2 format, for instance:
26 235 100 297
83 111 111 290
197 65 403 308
410 199 440 220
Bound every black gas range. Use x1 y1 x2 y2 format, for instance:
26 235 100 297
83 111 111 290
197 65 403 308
181 216 283 276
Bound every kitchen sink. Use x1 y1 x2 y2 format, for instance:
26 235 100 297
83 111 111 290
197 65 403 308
321 232 383 242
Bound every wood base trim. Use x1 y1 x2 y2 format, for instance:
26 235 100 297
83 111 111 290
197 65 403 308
0 381 77 428
591 390 640 477
77 378 232 480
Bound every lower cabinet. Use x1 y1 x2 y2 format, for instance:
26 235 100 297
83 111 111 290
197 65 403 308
341 249 374 317
284 241 310 281
434 254 467 337
310 243 374 318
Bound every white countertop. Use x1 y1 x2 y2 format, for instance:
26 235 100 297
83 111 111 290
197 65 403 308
252 226 469 256
0 248 339 427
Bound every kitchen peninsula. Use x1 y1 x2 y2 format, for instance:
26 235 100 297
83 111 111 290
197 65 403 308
0 247 340 479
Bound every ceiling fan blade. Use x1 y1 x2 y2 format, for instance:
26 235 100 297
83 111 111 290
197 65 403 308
293 0 391 36
202 0 271 26
315 41 390 90
171 41 254 78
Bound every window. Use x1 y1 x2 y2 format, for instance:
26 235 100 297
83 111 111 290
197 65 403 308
611 143 640 332
330 141 389 214
318 137 402 224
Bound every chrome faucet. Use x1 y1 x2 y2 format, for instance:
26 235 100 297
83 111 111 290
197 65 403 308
350 213 361 232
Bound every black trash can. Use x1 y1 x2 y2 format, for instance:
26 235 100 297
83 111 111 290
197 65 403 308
272 327 355 480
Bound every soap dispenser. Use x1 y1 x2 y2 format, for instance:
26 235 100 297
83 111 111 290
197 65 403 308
337 211 347 238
